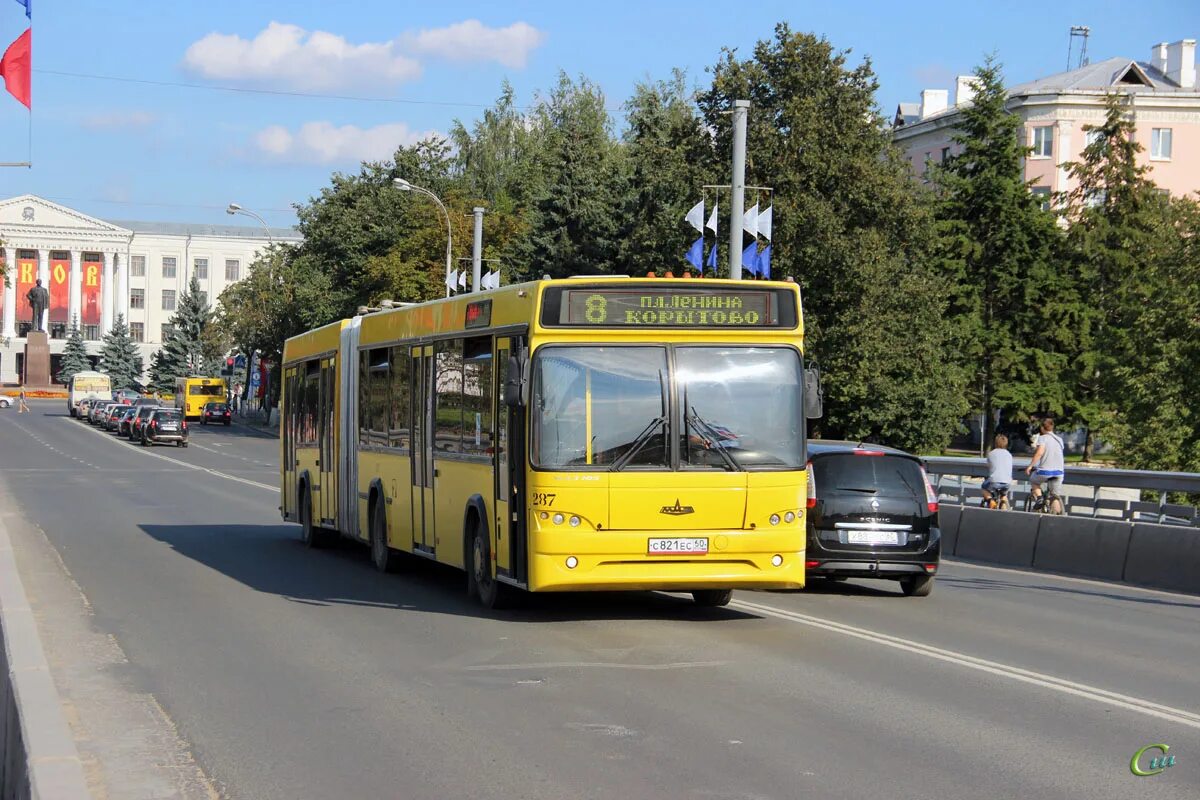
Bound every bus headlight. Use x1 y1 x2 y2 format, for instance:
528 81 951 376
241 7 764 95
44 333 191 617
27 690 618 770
783 511 796 523
569 515 581 527
771 554 784 567
553 513 565 525
769 514 781 526
566 556 579 569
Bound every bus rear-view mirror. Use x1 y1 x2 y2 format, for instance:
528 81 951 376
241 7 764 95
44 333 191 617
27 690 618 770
804 366 823 420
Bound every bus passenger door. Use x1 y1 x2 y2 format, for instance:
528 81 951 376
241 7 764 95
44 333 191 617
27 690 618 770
319 356 336 526
496 336 528 584
410 346 436 553
282 366 298 519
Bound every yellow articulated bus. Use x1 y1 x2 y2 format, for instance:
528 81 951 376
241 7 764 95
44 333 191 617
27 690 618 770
280 277 821 609
175 376 227 418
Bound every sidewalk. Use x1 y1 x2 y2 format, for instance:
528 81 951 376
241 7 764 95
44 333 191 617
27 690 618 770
230 408 279 438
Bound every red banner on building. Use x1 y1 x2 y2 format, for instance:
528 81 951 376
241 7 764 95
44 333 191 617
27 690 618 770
49 256 69 323
15 257 36 324
82 261 101 326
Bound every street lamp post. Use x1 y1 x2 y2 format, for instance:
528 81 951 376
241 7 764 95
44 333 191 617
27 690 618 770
393 178 452 297
226 203 274 245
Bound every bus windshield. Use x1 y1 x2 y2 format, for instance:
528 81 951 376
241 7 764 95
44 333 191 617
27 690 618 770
531 345 803 471
189 384 224 396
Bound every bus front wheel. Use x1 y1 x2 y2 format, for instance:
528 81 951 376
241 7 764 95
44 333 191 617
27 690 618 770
692 589 733 608
470 523 511 610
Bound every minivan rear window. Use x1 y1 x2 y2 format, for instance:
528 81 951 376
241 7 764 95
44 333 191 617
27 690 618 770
813 454 925 498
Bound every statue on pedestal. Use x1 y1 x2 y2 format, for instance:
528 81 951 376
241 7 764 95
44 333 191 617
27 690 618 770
27 279 48 332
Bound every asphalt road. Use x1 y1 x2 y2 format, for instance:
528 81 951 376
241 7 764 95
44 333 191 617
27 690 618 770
1 399 1197 799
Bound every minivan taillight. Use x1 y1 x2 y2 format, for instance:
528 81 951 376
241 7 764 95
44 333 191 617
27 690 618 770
806 461 817 509
919 465 938 513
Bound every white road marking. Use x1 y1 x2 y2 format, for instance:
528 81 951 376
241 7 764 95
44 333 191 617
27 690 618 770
730 597 1200 730
73 417 277 492
466 660 728 671
942 558 1200 601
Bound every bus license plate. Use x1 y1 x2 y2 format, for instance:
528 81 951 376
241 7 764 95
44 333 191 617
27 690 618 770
847 530 900 545
648 537 708 555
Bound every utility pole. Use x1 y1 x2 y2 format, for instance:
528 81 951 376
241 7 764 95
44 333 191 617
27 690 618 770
728 100 750 280
471 207 485 292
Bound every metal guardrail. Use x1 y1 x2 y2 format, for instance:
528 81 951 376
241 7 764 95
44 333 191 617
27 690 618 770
923 456 1200 527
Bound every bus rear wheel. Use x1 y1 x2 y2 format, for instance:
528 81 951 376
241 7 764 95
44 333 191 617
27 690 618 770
300 486 335 549
692 589 733 608
370 497 402 573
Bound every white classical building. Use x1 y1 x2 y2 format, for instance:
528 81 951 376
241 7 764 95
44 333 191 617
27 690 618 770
0 195 300 384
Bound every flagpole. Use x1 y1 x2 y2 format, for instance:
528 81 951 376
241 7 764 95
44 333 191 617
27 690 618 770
728 99 749 280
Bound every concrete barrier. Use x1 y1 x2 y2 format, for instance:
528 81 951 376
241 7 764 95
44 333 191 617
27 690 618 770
0 518 90 800
954 506 1041 567
1123 522 1200 594
937 505 962 556
1032 517 1132 582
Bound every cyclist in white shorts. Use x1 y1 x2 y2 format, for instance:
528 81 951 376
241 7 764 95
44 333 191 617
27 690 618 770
1024 418 1065 502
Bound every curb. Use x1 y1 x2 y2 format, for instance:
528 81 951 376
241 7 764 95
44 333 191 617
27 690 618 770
229 418 278 439
0 515 91 800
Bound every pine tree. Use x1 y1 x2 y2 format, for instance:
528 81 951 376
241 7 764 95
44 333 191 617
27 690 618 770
98 314 143 390
932 55 1070 446
56 314 91 385
147 349 174 394
157 275 223 383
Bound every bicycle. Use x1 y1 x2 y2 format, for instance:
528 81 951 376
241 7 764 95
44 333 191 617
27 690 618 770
981 485 1010 510
1024 489 1064 515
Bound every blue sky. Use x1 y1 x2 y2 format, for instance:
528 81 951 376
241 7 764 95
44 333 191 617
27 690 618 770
0 0 1196 228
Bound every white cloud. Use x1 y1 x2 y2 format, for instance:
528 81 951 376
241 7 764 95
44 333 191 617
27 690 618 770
183 21 422 90
81 110 158 131
253 121 439 164
182 20 546 91
404 19 545 69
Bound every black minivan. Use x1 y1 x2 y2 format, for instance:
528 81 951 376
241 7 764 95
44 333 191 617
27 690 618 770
805 441 941 596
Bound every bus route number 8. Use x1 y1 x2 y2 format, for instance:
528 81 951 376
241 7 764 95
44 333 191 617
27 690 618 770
584 294 607 324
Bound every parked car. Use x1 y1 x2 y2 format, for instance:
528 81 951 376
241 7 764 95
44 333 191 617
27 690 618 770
805 440 941 597
201 402 232 426
0 396 11 409
129 405 161 441
76 399 93 418
104 405 125 431
141 408 188 447
91 403 118 425
117 407 139 437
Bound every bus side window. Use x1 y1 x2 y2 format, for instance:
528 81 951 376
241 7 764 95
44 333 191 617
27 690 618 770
435 340 464 454
390 346 410 451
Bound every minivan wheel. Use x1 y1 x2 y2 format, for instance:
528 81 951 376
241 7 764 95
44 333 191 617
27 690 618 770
692 589 733 607
900 575 934 597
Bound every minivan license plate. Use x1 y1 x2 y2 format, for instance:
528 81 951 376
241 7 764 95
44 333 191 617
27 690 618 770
847 530 900 545
648 537 708 555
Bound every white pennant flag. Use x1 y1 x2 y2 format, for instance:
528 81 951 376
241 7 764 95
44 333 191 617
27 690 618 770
445 270 457 293
491 271 502 289
758 205 773 241
685 200 705 233
457 270 467 289
743 203 759 237
483 271 497 290
705 202 718 234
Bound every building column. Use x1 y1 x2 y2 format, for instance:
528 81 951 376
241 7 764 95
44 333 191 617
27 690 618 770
116 252 129 323
37 249 49 333
1 246 15 338
68 250 82 328
100 253 113 333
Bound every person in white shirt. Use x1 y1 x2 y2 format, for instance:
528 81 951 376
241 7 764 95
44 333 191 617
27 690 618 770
982 434 1013 506
1025 417 1066 506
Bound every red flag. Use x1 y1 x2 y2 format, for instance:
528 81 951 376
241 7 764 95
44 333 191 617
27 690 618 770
0 28 30 110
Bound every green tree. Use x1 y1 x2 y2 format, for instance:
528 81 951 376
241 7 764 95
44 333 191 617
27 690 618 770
621 71 714 275
932 56 1070 446
521 73 626 278
158 274 223 381
56 315 91 384
146 348 173 394
98 314 143 390
698 24 969 451
1060 93 1161 460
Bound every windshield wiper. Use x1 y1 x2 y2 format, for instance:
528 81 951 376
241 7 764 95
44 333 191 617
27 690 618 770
612 415 667 471
687 404 740 471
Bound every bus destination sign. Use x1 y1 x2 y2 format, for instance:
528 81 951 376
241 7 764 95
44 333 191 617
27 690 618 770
552 287 790 328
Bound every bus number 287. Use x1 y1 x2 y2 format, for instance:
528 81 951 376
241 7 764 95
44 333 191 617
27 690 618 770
531 493 557 507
